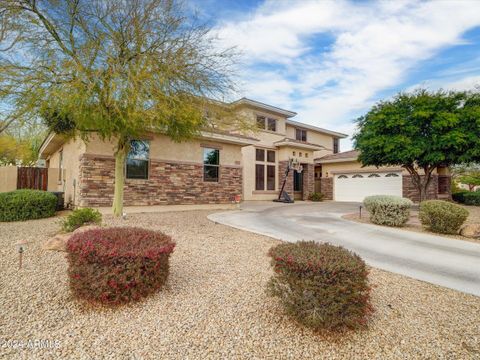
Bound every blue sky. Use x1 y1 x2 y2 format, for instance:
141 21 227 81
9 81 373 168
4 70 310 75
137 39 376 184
192 0 480 150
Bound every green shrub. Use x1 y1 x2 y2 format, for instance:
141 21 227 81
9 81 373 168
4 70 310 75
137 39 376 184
463 192 480 206
0 190 57 222
419 200 469 234
452 190 470 203
308 192 324 202
267 241 372 331
62 208 102 232
363 195 412 227
66 227 175 305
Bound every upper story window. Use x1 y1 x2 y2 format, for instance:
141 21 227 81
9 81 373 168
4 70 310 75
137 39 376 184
203 148 220 182
126 140 150 179
256 115 277 132
333 138 339 154
295 128 307 142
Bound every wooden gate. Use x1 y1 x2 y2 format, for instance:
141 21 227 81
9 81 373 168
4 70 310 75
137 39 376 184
17 167 48 191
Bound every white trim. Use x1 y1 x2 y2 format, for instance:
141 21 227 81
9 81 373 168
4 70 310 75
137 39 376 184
38 132 56 157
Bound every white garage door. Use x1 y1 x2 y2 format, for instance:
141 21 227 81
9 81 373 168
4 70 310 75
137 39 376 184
334 172 402 202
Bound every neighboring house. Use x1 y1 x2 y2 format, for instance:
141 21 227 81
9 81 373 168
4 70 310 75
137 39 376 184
37 97 450 207
315 150 451 202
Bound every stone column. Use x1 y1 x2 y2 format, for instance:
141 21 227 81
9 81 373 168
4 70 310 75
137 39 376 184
302 163 315 200
278 161 294 197
319 177 333 200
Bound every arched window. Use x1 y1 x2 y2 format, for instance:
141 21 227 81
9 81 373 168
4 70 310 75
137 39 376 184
368 173 380 178
338 175 348 179
352 174 364 178
386 173 400 177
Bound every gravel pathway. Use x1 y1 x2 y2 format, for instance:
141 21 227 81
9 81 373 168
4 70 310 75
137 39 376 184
1 211 479 359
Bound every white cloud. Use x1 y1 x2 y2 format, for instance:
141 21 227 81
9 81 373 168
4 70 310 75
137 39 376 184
215 0 480 150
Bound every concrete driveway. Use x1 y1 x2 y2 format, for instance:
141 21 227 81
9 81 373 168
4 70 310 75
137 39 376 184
208 201 480 296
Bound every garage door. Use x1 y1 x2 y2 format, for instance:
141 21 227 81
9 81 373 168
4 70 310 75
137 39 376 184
334 172 402 202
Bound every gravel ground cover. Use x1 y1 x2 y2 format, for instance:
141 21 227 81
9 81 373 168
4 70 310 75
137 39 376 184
343 205 480 243
1 210 480 359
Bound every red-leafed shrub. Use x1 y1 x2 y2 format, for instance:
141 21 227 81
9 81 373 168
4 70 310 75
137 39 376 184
66 227 175 305
267 241 373 331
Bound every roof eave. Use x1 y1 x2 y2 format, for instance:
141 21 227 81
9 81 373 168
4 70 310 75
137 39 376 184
232 98 297 118
315 157 358 164
199 130 259 146
285 119 348 138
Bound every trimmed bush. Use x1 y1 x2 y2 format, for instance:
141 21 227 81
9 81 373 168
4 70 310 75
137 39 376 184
464 192 480 206
66 227 175 305
419 200 469 234
62 208 102 232
308 192 324 202
452 190 470 203
267 241 373 331
0 190 57 222
363 195 412 227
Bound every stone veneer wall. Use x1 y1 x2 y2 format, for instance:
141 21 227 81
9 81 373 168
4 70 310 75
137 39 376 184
277 161 315 200
402 174 441 202
317 177 333 200
278 161 294 196
301 164 315 200
78 154 242 207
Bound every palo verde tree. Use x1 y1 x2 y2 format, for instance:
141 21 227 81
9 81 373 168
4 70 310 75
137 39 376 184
354 89 480 201
451 163 480 191
0 0 247 216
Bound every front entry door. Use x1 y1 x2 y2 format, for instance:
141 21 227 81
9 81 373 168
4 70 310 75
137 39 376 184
293 170 303 200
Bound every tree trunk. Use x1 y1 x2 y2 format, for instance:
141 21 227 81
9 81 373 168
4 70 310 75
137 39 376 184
112 144 127 217
404 165 433 203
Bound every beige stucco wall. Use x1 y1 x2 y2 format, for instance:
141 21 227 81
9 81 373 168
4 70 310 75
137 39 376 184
85 133 242 166
320 160 448 177
0 166 17 192
285 124 336 158
242 145 280 201
237 107 287 147
47 137 86 206
278 146 315 164
243 145 316 201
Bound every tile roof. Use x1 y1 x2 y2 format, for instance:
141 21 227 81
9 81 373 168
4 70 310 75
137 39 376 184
316 149 359 162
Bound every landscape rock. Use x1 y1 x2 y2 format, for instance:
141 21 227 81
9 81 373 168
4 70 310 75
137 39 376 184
42 233 71 251
72 224 102 234
460 224 480 238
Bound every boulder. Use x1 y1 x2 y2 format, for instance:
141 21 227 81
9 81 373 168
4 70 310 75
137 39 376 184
43 233 71 252
72 225 102 234
460 224 480 238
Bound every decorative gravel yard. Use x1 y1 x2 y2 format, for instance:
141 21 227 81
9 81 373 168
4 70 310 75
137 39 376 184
343 205 480 243
1 210 479 359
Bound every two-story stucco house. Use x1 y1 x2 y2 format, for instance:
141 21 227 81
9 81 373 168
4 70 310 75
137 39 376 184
38 97 450 207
